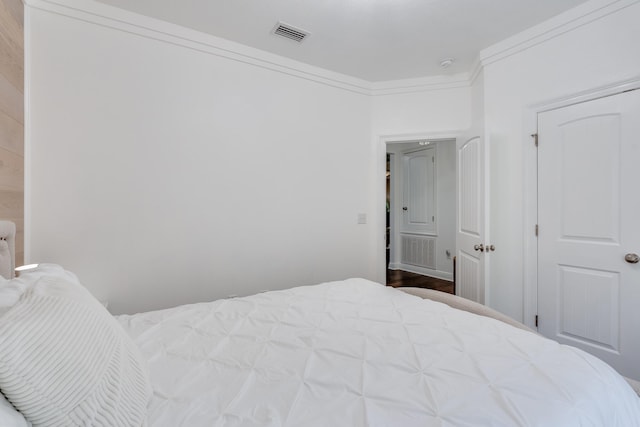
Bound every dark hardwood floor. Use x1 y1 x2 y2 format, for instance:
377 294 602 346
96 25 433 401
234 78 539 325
387 269 454 294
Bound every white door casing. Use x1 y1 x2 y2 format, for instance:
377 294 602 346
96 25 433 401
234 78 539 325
402 147 436 235
537 89 640 380
456 133 488 303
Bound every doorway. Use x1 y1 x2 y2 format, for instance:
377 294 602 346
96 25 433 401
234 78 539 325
385 138 455 292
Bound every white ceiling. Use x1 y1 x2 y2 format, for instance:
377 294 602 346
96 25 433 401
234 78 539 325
94 0 590 82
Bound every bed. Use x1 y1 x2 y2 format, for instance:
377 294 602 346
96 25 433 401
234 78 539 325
0 225 639 426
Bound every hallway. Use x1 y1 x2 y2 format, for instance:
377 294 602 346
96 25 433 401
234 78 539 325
386 270 454 294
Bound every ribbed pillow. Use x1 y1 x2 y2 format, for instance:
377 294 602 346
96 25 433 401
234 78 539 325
0 272 151 426
0 276 26 317
0 392 31 427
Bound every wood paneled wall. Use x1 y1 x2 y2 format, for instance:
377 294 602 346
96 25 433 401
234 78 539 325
0 0 24 265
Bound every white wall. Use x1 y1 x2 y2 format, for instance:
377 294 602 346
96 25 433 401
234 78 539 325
470 70 484 129
483 1 640 322
26 0 473 314
27 0 637 322
435 141 456 275
27 7 373 314
372 87 471 136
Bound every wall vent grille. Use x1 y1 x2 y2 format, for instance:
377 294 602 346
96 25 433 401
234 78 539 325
273 22 309 42
401 235 436 269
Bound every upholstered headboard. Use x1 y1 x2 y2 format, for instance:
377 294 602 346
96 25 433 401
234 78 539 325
0 220 16 280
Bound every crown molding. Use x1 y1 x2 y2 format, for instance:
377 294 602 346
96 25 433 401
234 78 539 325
370 73 471 96
479 0 640 67
23 0 474 97
24 0 376 95
468 58 483 86
24 0 638 97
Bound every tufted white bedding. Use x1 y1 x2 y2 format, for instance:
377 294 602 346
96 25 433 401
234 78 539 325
117 278 640 426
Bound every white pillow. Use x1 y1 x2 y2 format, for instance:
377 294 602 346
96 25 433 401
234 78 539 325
0 393 30 427
0 268 151 426
0 264 80 316
0 277 26 316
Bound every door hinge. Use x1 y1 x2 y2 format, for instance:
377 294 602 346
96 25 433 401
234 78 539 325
531 133 538 147
535 224 539 236
432 156 435 163
535 315 539 327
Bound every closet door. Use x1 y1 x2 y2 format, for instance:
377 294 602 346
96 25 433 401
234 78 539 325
402 148 436 235
537 89 640 379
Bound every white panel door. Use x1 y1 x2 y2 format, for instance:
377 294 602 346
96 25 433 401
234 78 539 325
456 134 487 303
538 89 640 379
402 148 436 234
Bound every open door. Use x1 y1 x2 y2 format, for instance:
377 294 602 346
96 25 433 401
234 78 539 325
455 131 489 303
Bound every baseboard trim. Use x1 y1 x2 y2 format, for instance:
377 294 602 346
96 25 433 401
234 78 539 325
389 263 453 282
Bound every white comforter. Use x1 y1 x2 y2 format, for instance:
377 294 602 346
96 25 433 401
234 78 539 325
117 279 640 426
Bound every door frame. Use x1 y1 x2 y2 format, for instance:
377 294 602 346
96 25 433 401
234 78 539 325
523 76 640 330
376 131 462 285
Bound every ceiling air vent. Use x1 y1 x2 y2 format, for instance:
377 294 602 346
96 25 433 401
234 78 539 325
272 22 309 43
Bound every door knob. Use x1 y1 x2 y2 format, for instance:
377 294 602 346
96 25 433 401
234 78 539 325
474 244 484 252
625 253 640 264
487 244 495 252
402 207 408 211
